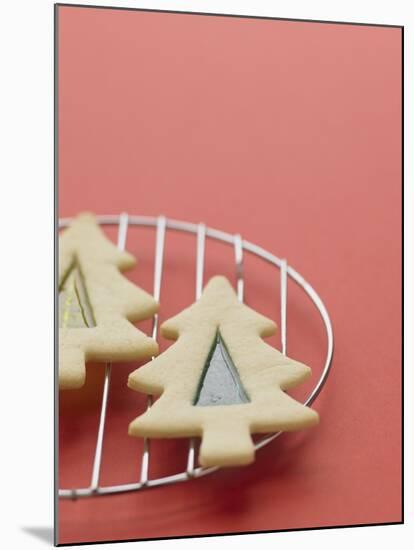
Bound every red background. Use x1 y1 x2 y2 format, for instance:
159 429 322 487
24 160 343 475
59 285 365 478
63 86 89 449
57 6 402 545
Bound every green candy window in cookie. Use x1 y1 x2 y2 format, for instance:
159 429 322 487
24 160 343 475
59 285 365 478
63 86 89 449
194 331 250 406
59 262 96 329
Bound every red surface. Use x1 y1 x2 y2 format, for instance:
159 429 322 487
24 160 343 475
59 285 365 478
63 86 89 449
57 6 402 545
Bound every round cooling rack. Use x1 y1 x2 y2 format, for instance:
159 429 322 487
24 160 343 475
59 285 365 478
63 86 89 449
58 213 334 499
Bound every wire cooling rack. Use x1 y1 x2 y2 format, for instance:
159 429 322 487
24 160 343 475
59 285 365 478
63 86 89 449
58 214 334 499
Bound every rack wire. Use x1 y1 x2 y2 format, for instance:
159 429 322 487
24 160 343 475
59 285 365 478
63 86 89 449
58 214 334 499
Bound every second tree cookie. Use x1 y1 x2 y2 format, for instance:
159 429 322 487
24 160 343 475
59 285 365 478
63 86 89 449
59 213 159 389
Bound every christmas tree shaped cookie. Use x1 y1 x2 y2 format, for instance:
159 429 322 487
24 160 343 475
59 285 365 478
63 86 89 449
59 213 159 390
128 276 319 467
